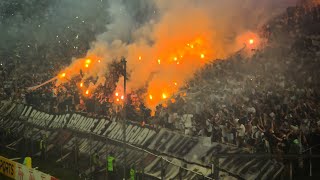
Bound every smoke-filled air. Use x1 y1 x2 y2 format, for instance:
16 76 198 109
51 0 300 110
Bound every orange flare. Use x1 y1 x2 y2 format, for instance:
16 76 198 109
171 98 176 103
60 73 66 78
115 92 119 97
121 95 124 100
249 39 254 45
162 93 167 99
149 95 153 100
85 64 89 68
80 83 83 87
158 59 161 64
201 54 205 59
86 59 91 64
85 90 89 95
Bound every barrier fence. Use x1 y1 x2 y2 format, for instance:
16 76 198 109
0 100 287 179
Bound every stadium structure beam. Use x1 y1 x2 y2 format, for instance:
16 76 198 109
121 57 127 180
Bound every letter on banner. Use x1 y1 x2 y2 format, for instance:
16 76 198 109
0 156 16 179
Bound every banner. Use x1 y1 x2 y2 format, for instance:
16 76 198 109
0 156 16 179
15 163 52 180
0 101 284 180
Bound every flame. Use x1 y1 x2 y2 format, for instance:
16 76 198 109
116 98 120 102
85 59 91 64
121 95 124 100
85 90 89 95
60 73 66 78
249 39 254 45
80 83 83 87
53 2 265 113
162 93 167 99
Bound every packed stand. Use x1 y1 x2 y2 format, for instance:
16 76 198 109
155 5 320 155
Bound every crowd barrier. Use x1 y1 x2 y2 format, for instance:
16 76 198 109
0 101 283 179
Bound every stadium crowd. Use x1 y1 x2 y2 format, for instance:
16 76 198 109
1 4 320 158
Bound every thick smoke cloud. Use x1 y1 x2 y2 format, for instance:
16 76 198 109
1 0 302 108
75 0 299 108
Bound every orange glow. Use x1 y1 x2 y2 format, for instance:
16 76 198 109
139 56 142 60
85 64 89 68
149 95 153 100
85 59 91 64
121 95 124 100
249 39 254 45
174 57 178 61
60 73 66 78
116 98 120 102
174 82 177 86
98 60 101 63
85 90 89 95
200 54 205 59
171 98 176 103
158 59 161 64
80 83 83 87
177 61 180 65
190 44 194 48
115 92 119 97
162 93 167 99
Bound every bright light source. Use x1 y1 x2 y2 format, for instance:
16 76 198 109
121 95 124 100
80 83 83 87
115 92 119 97
249 39 254 45
60 73 66 78
158 59 161 64
162 93 167 99
200 54 205 59
86 59 91 64
85 90 89 95
149 95 153 100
